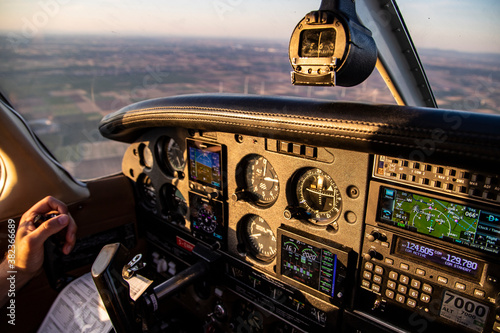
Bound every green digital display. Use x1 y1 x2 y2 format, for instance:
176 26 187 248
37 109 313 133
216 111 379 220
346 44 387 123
379 187 500 255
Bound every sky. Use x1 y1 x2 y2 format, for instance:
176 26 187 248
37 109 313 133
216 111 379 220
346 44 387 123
0 0 499 54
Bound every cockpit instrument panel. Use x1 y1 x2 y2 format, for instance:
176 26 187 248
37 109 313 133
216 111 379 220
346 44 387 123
116 118 500 333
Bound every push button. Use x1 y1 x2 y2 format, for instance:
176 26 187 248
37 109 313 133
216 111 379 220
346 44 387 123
411 279 421 289
304 146 316 158
373 275 383 285
420 294 431 303
279 141 290 152
409 289 419 298
474 289 485 298
397 285 407 294
437 276 448 284
407 298 417 308
399 275 410 285
422 284 433 294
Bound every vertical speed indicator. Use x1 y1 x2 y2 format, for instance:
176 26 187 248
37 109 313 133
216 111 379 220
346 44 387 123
295 168 342 225
239 215 277 263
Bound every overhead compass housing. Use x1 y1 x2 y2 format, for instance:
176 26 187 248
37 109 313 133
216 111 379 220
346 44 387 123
289 0 377 87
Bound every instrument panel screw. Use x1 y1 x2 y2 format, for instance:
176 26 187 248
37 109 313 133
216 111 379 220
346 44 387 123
235 134 244 143
347 185 360 199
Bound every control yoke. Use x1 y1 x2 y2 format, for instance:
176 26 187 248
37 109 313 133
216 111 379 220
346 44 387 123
91 242 220 333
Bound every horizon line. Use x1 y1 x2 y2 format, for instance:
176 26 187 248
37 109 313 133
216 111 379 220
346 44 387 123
0 30 499 56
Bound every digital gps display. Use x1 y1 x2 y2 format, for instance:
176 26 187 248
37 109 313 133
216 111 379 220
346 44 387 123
187 139 222 189
378 187 500 255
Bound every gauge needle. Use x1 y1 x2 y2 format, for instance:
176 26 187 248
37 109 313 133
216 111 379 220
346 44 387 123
263 177 278 182
250 233 261 238
306 188 335 197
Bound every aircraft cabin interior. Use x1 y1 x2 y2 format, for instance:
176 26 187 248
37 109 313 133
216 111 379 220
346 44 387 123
0 0 499 332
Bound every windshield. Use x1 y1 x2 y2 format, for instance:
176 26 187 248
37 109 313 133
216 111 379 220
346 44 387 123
397 0 500 113
0 1 498 179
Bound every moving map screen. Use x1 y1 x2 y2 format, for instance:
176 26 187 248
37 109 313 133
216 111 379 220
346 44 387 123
378 187 500 255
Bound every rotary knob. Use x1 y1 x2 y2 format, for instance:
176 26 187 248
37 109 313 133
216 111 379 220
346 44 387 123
367 231 386 242
363 249 380 261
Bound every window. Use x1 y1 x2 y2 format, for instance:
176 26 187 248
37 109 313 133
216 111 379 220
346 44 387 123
397 0 500 114
0 154 6 196
0 1 395 179
5 1 494 179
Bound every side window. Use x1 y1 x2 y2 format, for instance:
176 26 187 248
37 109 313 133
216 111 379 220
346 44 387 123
0 154 6 196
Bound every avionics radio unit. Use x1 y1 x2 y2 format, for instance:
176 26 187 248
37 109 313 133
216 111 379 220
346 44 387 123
358 181 500 333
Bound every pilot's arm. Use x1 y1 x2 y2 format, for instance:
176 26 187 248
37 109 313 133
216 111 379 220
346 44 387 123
0 196 77 307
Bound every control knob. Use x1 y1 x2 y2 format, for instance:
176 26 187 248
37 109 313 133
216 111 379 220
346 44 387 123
283 206 301 220
207 191 219 200
367 230 386 242
363 249 381 261
214 304 226 319
231 190 247 202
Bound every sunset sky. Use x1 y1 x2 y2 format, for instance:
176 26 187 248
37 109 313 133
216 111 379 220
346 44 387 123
0 0 499 54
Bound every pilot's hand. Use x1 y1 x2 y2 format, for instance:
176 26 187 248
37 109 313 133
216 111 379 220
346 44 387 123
14 196 77 278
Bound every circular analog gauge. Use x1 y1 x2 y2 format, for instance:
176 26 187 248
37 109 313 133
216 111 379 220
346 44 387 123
240 215 277 262
295 168 342 225
196 205 217 233
160 184 188 224
138 143 154 169
137 174 157 210
244 155 279 206
156 136 185 176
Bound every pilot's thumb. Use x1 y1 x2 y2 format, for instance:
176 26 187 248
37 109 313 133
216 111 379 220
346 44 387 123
35 214 69 241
